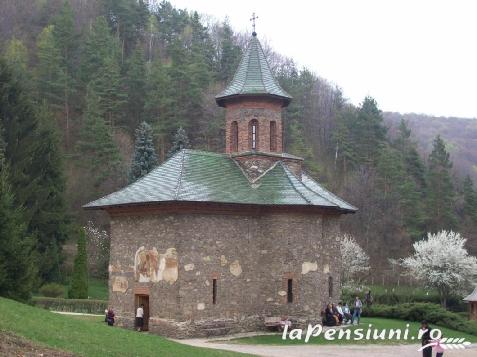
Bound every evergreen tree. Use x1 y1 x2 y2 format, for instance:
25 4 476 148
217 21 241 82
426 135 457 231
68 229 88 299
128 121 158 183
167 127 190 158
29 104 70 282
80 16 120 84
353 96 387 165
4 38 29 82
463 175 477 222
1 59 68 283
0 120 36 302
125 46 147 128
90 56 126 127
77 85 121 187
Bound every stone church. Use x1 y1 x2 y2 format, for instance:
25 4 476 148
85 31 356 338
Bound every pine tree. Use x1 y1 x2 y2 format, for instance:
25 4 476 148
353 96 387 165
68 228 88 299
90 56 126 127
76 85 121 187
167 127 190 158
125 46 147 128
80 16 120 84
426 135 457 231
217 21 241 82
129 121 158 183
28 104 70 282
463 175 477 222
0 120 36 302
1 59 68 283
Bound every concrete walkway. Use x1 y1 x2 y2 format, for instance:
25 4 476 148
177 334 477 357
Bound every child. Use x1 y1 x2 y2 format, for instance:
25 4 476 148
433 336 444 357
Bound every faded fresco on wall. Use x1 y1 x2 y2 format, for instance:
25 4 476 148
134 247 178 284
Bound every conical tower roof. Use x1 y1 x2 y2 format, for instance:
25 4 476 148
216 33 292 107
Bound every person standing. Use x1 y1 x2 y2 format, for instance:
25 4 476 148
106 308 115 326
136 304 144 332
365 290 373 307
420 320 432 357
351 296 362 324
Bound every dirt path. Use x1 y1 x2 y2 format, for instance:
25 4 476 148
177 335 477 357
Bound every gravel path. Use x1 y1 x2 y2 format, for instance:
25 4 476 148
177 335 477 357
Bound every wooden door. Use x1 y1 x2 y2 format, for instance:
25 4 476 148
135 295 150 331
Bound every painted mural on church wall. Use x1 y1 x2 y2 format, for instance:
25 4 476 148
134 247 178 284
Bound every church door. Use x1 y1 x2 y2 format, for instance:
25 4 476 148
135 294 150 331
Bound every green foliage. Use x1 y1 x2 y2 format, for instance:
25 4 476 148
68 229 88 299
125 46 147 127
0 60 68 284
32 297 106 314
167 127 190 158
38 283 65 298
426 135 457 230
76 85 121 187
129 121 158 183
363 303 477 336
463 175 477 222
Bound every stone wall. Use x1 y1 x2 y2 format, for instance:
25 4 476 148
108 208 342 338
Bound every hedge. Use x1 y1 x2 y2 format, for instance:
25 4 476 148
32 297 107 314
362 303 477 336
341 289 466 312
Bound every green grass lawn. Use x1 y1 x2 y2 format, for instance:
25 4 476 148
231 317 477 345
0 297 248 357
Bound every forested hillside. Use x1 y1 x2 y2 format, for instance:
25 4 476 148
385 112 477 181
1 0 476 293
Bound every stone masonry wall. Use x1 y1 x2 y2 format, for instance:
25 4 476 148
108 209 342 338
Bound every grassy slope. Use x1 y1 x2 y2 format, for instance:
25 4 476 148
0 298 248 357
232 317 477 345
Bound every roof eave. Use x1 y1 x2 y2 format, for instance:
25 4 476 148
215 93 292 107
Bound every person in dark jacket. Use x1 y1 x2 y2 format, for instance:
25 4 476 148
420 320 432 357
324 303 337 326
106 308 115 326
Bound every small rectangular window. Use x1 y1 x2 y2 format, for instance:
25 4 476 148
212 278 217 304
287 279 293 303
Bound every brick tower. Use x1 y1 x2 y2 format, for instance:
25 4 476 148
216 32 303 180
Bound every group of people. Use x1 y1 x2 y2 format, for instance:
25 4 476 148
322 292 372 326
103 304 145 332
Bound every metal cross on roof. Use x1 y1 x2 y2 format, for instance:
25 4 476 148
250 12 258 34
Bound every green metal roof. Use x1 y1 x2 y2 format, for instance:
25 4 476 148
215 34 292 107
84 150 356 212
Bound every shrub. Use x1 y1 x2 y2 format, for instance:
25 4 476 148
362 303 477 336
38 283 65 298
69 229 88 299
32 297 107 314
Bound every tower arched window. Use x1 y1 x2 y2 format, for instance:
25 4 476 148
270 121 277 152
249 119 259 150
230 121 238 152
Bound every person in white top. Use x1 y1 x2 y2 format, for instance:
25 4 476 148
136 304 144 331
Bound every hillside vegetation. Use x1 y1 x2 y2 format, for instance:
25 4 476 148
0 0 476 297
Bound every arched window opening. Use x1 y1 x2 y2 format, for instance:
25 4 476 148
212 278 217 304
287 279 293 303
230 121 238 152
270 121 277 152
249 119 259 150
328 276 333 298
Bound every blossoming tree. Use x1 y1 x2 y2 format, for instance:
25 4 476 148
340 234 370 285
402 230 477 307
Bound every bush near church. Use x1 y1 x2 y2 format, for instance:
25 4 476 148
38 283 65 298
363 303 477 336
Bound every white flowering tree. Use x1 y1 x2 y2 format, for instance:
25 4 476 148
402 230 477 308
340 234 370 285
84 221 110 279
